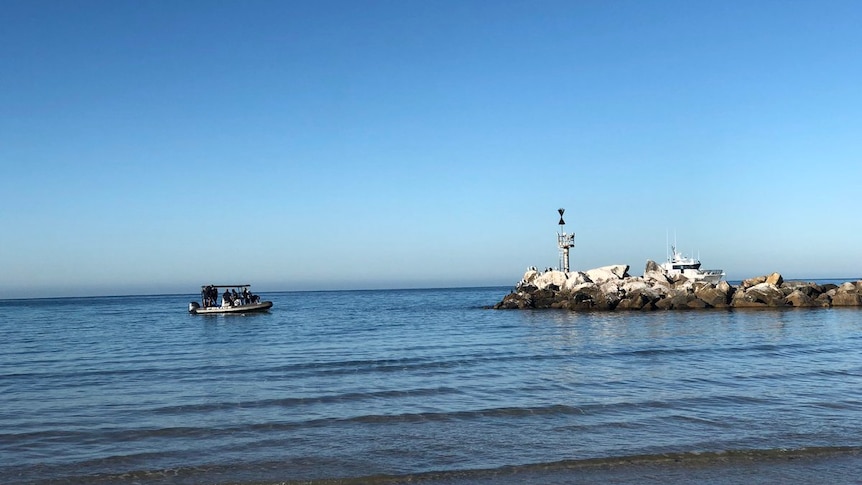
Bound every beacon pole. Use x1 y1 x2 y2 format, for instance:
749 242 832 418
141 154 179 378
557 208 575 273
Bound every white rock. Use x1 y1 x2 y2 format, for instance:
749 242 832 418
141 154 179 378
600 280 621 296
586 264 629 280
838 282 856 292
622 280 650 293
644 270 670 284
563 272 590 290
534 270 568 289
521 268 539 285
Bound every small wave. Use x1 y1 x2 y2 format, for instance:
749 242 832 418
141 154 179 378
268 446 862 485
33 446 859 485
149 386 465 415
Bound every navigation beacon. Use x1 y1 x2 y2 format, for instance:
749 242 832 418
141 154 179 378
557 208 575 272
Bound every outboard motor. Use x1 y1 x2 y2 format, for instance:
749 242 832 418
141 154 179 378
188 301 200 313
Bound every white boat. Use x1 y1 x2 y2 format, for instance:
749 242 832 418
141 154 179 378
660 246 725 283
189 284 273 314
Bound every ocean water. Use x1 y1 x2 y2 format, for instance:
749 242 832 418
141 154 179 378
1 287 861 484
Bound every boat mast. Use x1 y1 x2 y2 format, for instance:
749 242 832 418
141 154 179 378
664 229 670 263
557 208 575 272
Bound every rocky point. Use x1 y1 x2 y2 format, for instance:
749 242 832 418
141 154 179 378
494 261 862 311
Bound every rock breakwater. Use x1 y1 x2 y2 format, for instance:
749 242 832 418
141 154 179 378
494 261 862 311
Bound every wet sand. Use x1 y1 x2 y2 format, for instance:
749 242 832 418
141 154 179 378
463 451 862 485
275 448 862 485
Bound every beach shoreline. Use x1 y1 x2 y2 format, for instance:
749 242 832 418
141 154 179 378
267 448 862 485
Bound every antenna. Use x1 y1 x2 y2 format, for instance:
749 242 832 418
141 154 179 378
557 208 575 272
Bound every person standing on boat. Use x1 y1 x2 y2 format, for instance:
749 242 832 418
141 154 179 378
242 287 250 305
222 288 231 307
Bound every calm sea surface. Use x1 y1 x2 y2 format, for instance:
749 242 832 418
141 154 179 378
2 287 862 484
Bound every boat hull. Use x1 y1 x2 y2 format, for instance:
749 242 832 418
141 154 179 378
662 267 725 284
189 301 273 314
696 272 725 284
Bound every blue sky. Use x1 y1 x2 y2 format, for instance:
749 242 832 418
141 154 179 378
2 0 861 298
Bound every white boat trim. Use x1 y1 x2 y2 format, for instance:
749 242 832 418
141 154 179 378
189 301 273 314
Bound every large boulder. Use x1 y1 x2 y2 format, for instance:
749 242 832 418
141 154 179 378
643 260 671 285
831 282 862 306
565 283 611 311
533 270 568 290
694 280 733 308
765 272 784 286
621 279 651 294
519 268 540 287
608 264 631 279
731 293 766 308
563 271 591 290
781 281 823 298
741 275 767 289
656 290 705 310
617 287 662 311
531 288 561 308
494 290 532 309
672 278 696 293
815 293 833 307
784 289 817 307
831 292 860 306
585 265 629 284
644 259 662 273
739 282 786 307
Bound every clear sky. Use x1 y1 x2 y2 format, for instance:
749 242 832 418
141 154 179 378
2 0 861 298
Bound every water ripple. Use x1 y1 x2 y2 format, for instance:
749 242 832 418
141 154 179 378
2 289 862 484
